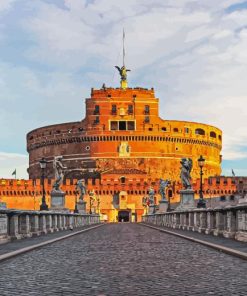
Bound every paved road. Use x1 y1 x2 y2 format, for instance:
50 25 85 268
0 223 246 296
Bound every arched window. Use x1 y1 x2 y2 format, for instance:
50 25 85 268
173 128 179 132
210 131 216 138
120 176 126 184
195 128 205 136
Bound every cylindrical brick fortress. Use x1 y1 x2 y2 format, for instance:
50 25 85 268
27 87 222 180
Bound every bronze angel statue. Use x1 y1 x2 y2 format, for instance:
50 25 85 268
115 65 131 81
180 158 193 189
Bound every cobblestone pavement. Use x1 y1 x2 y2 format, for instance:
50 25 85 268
0 223 246 296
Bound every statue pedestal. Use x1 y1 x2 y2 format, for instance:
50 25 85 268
77 200 87 214
176 189 195 211
50 190 68 211
148 204 156 214
158 200 168 213
238 195 247 205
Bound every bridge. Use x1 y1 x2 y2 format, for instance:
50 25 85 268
0 206 247 295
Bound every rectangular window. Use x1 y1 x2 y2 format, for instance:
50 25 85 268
110 121 118 130
144 105 150 114
128 105 133 114
94 105 100 115
111 105 117 115
185 127 189 133
119 121 127 130
127 121 135 130
94 116 99 124
144 116 150 123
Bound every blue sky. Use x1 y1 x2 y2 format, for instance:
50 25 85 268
0 0 247 178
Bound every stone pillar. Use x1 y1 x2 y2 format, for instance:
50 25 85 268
158 200 168 213
187 212 194 231
30 215 41 236
235 209 247 242
198 210 207 233
192 211 200 232
9 215 21 239
205 211 214 234
57 215 63 230
46 215 53 233
213 211 224 236
223 210 236 238
39 215 47 234
52 215 58 231
0 213 9 243
19 215 31 238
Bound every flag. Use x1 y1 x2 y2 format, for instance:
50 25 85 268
232 169 235 177
12 169 16 178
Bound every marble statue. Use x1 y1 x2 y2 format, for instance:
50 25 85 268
52 156 67 191
159 179 170 201
148 187 155 205
180 158 193 190
76 179 86 201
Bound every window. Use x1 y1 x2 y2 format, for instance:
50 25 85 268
111 121 118 130
94 105 100 115
173 128 179 132
220 196 226 201
185 127 189 133
127 121 135 130
161 127 167 132
120 176 126 184
210 131 216 138
195 128 205 135
144 105 150 114
94 116 99 124
119 121 126 130
218 135 222 140
144 116 150 123
128 105 133 114
111 105 117 115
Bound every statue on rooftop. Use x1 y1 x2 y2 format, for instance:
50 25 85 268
115 65 131 82
180 158 193 190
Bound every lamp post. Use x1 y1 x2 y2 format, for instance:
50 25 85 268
89 190 94 214
197 155 206 208
74 192 78 213
39 158 48 211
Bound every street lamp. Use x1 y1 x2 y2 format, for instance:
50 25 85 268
89 190 94 214
39 158 48 211
197 155 206 208
74 191 79 213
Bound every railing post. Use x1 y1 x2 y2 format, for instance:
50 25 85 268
30 214 40 236
39 214 47 234
223 209 236 238
235 207 247 242
205 210 214 234
213 210 224 236
198 210 207 233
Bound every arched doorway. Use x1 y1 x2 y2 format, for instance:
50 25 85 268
118 210 130 222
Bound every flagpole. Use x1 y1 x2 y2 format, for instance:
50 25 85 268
123 28 125 67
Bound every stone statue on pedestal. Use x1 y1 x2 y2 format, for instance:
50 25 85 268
52 156 67 191
159 179 170 201
180 158 193 189
76 179 86 201
148 187 155 206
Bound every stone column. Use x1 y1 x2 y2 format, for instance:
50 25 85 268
19 215 31 238
223 210 236 238
9 215 21 239
187 212 194 231
205 211 214 234
30 215 41 236
46 215 53 233
198 210 207 233
39 215 47 234
213 210 224 236
0 213 9 243
52 215 58 231
192 211 200 232
57 215 63 230
235 209 247 242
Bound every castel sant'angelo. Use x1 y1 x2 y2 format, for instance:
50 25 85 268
24 57 222 221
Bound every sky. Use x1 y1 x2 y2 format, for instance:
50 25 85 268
0 0 247 179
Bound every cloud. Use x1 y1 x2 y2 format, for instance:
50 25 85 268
0 152 28 179
0 0 16 12
0 0 247 178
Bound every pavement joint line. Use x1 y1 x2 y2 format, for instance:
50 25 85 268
0 223 104 263
139 223 247 261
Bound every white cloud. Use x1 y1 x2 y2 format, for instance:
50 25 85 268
0 0 16 12
0 0 247 178
0 152 28 179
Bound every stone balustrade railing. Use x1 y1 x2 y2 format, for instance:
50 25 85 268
0 209 100 243
142 204 247 242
